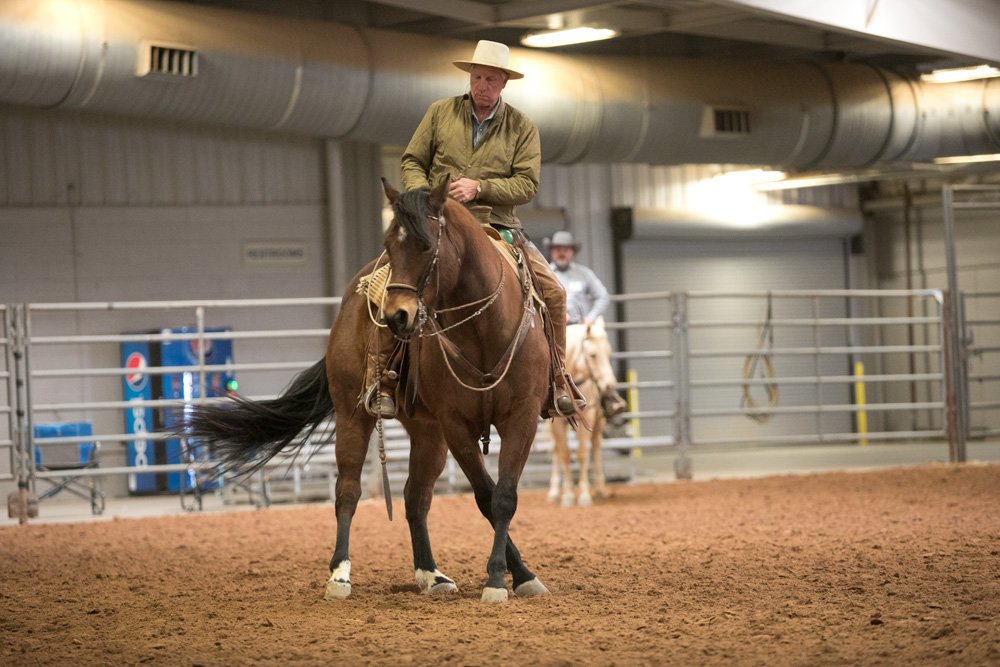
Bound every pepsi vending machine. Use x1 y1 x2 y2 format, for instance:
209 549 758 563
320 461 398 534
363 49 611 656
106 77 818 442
122 328 234 494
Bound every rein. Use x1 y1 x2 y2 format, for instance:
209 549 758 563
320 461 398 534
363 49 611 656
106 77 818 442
420 262 505 338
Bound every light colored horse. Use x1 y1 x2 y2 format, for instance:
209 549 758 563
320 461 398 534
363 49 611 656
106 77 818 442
547 316 619 506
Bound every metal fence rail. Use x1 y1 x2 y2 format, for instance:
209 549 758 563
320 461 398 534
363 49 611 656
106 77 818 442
3 288 973 523
1 304 15 483
8 296 657 521
680 289 948 456
964 291 1000 438
19 298 340 510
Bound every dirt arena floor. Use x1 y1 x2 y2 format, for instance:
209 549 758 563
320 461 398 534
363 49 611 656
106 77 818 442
2 463 999 666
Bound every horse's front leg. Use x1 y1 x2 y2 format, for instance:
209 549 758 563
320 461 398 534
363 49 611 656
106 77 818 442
547 419 574 505
324 416 374 600
402 419 458 596
547 442 561 503
481 415 547 603
592 415 608 498
445 427 548 602
577 426 593 506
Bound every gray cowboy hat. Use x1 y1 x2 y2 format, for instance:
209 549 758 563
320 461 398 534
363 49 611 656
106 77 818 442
548 230 580 250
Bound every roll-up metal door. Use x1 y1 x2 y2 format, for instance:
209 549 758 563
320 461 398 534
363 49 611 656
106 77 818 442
620 232 854 443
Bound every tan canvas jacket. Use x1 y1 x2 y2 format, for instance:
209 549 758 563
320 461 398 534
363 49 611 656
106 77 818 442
401 95 541 229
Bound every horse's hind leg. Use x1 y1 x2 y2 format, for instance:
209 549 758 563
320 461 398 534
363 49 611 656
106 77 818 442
324 415 374 600
446 439 548 601
403 420 458 595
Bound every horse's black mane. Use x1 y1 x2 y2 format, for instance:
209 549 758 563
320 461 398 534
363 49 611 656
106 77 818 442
393 187 434 252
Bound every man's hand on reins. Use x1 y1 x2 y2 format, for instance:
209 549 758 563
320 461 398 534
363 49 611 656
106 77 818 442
449 177 480 203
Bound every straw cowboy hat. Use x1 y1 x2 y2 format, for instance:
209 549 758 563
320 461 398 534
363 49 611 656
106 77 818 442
547 230 581 250
453 40 524 80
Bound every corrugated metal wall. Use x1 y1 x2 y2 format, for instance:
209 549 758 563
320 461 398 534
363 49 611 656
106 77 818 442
866 183 1000 436
533 163 615 294
0 106 324 207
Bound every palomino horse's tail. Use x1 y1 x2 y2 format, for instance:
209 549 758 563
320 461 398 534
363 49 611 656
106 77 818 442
179 358 333 475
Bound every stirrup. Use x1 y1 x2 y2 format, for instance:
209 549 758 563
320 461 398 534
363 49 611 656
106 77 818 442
363 383 396 419
541 389 586 419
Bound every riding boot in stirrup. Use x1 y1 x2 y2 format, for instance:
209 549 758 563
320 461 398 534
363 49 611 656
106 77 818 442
364 343 400 419
363 381 396 419
542 372 587 419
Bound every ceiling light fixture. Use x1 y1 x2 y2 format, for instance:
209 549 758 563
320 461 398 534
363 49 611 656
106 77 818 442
919 64 1000 84
752 172 882 191
713 169 786 185
933 153 1000 164
521 27 619 49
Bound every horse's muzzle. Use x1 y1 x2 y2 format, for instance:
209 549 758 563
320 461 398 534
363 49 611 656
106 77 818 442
386 307 416 337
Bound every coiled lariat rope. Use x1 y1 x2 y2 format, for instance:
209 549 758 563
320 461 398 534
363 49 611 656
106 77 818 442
741 292 779 423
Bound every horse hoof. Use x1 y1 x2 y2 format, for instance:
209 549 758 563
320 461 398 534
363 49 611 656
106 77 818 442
324 561 351 600
324 580 351 600
416 569 458 596
514 578 549 598
561 493 575 507
546 490 559 503
428 580 459 595
578 493 593 506
481 587 509 603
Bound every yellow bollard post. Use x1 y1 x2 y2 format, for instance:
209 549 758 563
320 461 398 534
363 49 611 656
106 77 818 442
854 361 868 446
627 369 641 457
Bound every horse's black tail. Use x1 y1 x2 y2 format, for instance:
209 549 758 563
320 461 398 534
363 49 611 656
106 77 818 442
178 358 334 476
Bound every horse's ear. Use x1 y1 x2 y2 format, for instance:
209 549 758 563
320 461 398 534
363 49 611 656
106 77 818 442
381 177 400 205
592 316 605 335
429 175 450 213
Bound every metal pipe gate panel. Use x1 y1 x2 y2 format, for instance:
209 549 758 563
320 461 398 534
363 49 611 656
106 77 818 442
2 288 971 522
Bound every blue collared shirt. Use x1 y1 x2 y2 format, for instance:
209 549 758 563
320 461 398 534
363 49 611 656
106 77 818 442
551 261 611 324
471 99 500 148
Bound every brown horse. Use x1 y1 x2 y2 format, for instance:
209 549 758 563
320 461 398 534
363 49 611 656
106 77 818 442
181 178 551 603
547 317 619 506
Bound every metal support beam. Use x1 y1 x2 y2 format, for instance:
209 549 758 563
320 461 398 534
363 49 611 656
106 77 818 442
324 140 385 298
711 0 1000 65
672 293 693 480
941 185 967 462
371 0 495 24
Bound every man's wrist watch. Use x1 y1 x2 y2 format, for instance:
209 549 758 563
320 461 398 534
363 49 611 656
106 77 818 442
475 181 482 196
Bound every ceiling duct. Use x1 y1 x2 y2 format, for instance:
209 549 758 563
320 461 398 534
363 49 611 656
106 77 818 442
2 0 1000 170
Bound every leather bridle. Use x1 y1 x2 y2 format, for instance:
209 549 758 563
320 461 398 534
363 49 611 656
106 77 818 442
384 212 446 305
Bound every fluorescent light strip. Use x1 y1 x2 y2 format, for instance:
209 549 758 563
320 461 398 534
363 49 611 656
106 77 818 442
933 153 1000 165
521 27 619 48
920 65 1000 84
713 169 786 185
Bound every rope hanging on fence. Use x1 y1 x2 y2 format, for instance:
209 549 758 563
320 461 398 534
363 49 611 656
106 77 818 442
741 293 779 423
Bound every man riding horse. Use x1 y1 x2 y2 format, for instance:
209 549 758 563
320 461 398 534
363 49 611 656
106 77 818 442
365 40 584 421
